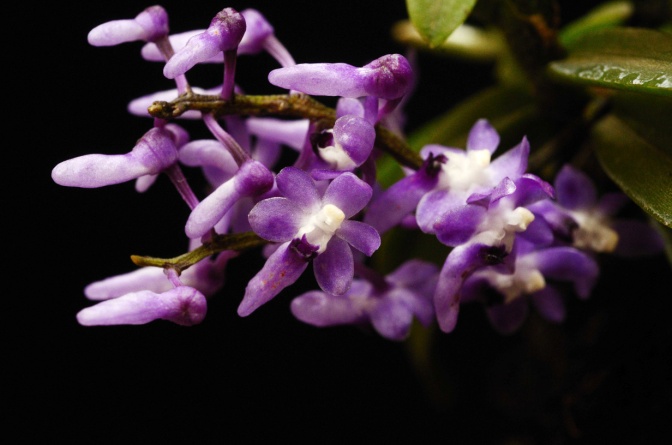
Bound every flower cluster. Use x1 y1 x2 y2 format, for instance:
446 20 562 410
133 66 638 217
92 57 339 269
53 5 663 339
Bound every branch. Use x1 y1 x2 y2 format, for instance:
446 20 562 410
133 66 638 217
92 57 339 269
148 92 423 170
130 231 267 273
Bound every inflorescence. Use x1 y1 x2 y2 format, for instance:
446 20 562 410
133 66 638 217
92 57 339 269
52 5 663 340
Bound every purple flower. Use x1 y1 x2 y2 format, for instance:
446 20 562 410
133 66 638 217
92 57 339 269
461 239 599 334
51 127 178 188
365 119 532 235
163 8 246 79
87 5 169 46
291 259 437 340
431 176 555 333
238 167 381 316
77 286 207 327
530 164 664 257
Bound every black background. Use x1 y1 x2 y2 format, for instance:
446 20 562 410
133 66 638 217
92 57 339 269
12 1 671 443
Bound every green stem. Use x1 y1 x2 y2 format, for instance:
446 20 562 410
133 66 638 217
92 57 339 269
130 231 267 274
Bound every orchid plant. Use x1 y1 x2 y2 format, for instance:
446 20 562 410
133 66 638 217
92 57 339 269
53 0 670 349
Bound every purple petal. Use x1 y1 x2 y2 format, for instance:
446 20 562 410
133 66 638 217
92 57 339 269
433 204 486 246
466 119 500 154
531 247 599 298
77 286 207 326
530 286 566 323
291 290 364 326
486 297 529 334
238 241 310 316
322 172 372 218
248 197 304 242
275 167 321 211
555 164 597 210
415 189 455 235
518 214 554 246
313 237 354 295
336 220 381 256
511 174 555 207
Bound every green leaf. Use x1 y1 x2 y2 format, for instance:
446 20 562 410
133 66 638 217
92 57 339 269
612 92 672 157
405 0 478 48
548 27 672 97
590 115 672 228
559 1 633 47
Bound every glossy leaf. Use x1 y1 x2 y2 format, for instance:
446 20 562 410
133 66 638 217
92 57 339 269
405 0 478 48
590 115 672 228
548 27 672 97
612 92 672 157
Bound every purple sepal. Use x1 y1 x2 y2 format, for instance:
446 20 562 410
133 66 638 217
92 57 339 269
185 159 273 239
248 197 304 242
466 119 500 154
489 137 530 183
313 237 354 295
237 240 312 316
77 286 207 326
163 8 246 79
291 289 364 326
52 127 178 188
531 247 599 298
87 5 169 46
434 204 486 246
275 166 321 211
554 164 597 210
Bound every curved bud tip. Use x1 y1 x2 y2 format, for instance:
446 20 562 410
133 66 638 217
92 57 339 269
359 54 413 100
87 5 169 46
163 8 246 79
76 286 207 326
210 8 247 51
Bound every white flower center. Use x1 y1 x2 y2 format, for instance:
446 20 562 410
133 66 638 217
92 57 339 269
438 149 492 193
296 203 346 254
318 130 357 170
569 210 619 252
472 202 535 252
484 264 546 304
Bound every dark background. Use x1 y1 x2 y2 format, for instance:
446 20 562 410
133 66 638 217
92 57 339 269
12 1 671 443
